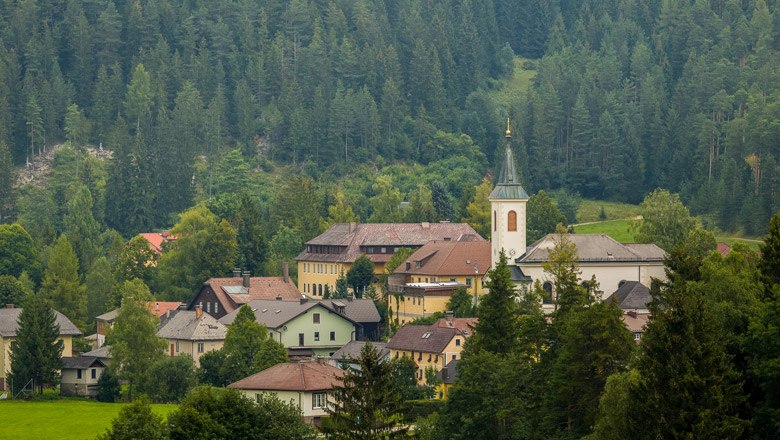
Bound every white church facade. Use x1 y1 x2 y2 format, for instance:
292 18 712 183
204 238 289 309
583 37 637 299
489 121 666 303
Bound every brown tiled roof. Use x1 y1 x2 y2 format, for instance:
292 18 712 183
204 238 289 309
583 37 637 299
519 234 666 263
228 361 344 392
436 317 478 336
96 301 182 323
199 277 301 315
716 242 732 256
139 232 176 254
296 223 485 264
387 324 457 354
622 312 650 333
394 240 491 277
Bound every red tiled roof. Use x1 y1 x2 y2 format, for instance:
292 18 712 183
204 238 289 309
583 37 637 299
622 312 650 333
394 240 491 276
204 277 301 315
387 324 457 354
228 361 344 392
295 223 485 264
139 232 176 254
146 302 182 318
716 242 732 256
436 317 478 336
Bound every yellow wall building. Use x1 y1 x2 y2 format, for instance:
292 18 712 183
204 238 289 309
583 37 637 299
296 222 485 298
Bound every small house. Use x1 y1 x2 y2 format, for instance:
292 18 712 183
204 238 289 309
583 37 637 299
60 356 106 397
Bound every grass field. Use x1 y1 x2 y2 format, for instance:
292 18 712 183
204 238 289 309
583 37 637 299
0 400 176 440
572 219 636 243
576 199 642 223
486 57 536 108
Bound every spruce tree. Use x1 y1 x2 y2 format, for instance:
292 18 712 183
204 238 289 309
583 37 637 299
40 234 85 330
469 250 519 354
759 213 780 295
9 293 64 395
324 343 407 439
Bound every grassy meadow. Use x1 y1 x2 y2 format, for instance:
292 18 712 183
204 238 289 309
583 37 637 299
0 399 176 440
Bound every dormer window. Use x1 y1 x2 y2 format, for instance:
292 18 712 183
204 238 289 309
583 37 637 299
415 261 422 269
406 262 411 271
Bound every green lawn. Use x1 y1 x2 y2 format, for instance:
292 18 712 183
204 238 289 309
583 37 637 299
0 400 176 440
572 219 636 243
576 199 642 223
486 57 536 108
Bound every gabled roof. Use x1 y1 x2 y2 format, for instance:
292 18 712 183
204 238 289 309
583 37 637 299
435 317 478 337
296 223 485 264
138 232 176 254
717 242 732 256
218 300 363 329
62 356 106 369
329 341 389 362
317 299 381 323
394 240 491 277
518 234 666 263
191 276 301 315
387 324 457 354
157 310 227 341
229 361 344 392
96 302 182 322
0 308 82 338
622 312 650 333
605 282 652 310
82 345 112 359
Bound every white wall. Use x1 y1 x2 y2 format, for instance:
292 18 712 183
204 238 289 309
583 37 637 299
518 262 666 298
490 199 527 268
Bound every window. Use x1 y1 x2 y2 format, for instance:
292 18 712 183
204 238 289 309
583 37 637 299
381 247 387 253
406 262 411 271
206 302 211 313
197 342 204 353
367 246 374 253
456 338 461 346
634 332 641 341
508 210 517 231
299 333 305 346
312 392 327 409
450 278 456 282
330 331 335 341
175 341 179 353
314 332 320 341
214 303 219 314
77 369 82 379
452 354 457 360
91 369 96 379
313 313 320 324
493 211 496 231
466 278 472 287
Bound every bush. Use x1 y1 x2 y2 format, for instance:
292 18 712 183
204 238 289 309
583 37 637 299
402 399 445 423
97 368 121 403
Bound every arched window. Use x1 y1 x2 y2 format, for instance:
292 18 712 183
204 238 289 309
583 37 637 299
508 210 517 231
319 284 323 296
542 281 553 304
493 211 497 231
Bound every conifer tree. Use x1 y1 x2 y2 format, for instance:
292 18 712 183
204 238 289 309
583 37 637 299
463 178 493 239
759 213 780 294
220 305 287 384
40 234 85 329
324 343 407 439
469 250 518 354
85 257 116 326
9 293 64 395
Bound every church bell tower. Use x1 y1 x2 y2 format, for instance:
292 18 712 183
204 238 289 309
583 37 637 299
489 119 529 268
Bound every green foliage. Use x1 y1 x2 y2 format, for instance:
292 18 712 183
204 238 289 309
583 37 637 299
392 356 425 401
167 386 313 440
0 275 31 307
157 206 237 300
85 257 116 327
220 305 286 384
40 234 86 329
634 189 698 251
759 213 780 292
542 229 587 314
550 189 581 224
113 235 157 290
409 312 445 326
234 194 266 276
9 293 64 395
587 370 641 440
447 287 476 318
0 223 41 282
463 178 493 239
197 349 228 387
141 356 198 403
96 398 167 440
347 254 375 298
108 279 166 397
324 343 407 439
469 251 519 354
369 175 404 223
97 368 121 403
527 190 567 243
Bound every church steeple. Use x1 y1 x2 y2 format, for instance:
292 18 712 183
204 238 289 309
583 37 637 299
490 118 529 199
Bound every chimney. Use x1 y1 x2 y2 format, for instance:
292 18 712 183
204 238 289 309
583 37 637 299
6 304 13 309
242 271 251 288
445 310 454 325
627 310 637 318
349 222 357 233
195 305 203 319
282 262 289 283
421 222 430 229
161 231 169 239
233 268 241 278
275 294 282 301
300 296 308 305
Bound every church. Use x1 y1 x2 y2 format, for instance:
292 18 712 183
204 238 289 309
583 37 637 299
489 121 666 309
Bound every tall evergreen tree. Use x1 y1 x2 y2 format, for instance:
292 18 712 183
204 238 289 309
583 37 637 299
469 250 519 354
9 293 64 394
40 234 85 329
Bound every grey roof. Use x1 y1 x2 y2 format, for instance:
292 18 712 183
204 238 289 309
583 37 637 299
436 358 459 384
317 299 380 323
509 265 532 282
518 234 666 263
62 356 106 369
82 345 112 359
489 140 529 200
157 310 227 341
605 281 652 310
330 341 389 362
218 299 363 329
0 308 82 338
95 309 118 322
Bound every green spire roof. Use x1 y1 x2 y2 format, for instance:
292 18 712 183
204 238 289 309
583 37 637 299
490 138 529 200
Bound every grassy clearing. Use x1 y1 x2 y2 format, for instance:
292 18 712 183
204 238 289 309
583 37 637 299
486 57 536 107
572 219 636 243
576 199 642 223
0 399 176 440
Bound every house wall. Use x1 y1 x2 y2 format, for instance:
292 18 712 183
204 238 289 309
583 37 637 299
165 338 224 367
61 366 103 397
518 262 666 298
238 389 334 419
188 286 229 319
490 198 528 268
388 335 465 390
267 305 356 357
392 294 452 324
297 262 350 297
0 336 74 390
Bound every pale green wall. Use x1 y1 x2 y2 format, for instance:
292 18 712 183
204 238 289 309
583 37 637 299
269 305 356 352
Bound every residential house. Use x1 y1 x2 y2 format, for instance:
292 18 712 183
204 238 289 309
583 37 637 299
435 358 459 399
219 298 368 357
296 222 485 298
605 281 653 343
328 340 389 370
157 308 227 367
138 231 176 254
229 361 344 425
60 356 106 397
81 345 111 364
388 240 490 323
386 324 467 388
317 299 381 341
95 301 181 347
489 126 666 309
187 267 300 319
0 305 82 390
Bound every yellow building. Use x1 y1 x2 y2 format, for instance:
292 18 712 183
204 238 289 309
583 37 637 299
388 240 490 323
0 305 82 390
386 317 475 395
296 222 485 298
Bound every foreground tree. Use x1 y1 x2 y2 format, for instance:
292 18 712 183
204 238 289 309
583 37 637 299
634 189 697 251
468 250 519 354
347 254 375 298
220 305 287 384
108 279 166 399
40 234 86 329
9 294 64 395
97 398 167 440
141 356 198 403
323 343 407 439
